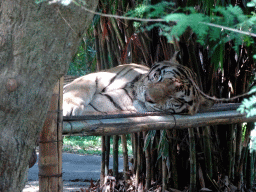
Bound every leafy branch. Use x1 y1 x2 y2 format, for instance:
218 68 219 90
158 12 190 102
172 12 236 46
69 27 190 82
237 86 256 117
127 3 256 52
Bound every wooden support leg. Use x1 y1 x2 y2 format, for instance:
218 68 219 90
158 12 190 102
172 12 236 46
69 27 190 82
39 78 63 192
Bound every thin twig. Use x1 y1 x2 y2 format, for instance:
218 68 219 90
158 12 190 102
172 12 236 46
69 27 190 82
73 0 256 37
57 8 78 35
73 0 164 22
200 22 256 37
55 1 256 38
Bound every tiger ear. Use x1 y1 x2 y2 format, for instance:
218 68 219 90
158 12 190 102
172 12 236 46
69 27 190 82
170 51 181 64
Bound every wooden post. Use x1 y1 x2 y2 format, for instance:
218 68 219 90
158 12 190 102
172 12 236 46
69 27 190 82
39 77 63 191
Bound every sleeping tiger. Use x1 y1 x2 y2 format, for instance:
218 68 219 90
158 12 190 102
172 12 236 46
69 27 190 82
63 57 215 116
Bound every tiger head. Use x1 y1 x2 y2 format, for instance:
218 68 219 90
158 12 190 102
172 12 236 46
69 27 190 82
134 60 214 115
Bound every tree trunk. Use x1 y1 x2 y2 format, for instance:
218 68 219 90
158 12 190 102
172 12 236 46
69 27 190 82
0 1 97 191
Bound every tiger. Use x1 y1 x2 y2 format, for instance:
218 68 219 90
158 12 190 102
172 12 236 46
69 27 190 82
63 57 216 116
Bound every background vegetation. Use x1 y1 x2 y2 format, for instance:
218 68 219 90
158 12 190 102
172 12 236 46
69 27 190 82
64 0 256 191
63 135 133 156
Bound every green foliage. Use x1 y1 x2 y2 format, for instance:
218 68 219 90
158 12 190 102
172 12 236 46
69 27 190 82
144 130 170 168
242 123 247 142
210 5 256 53
35 0 47 3
127 2 256 56
164 13 210 44
158 130 169 161
126 1 175 31
63 135 133 156
237 86 256 117
63 136 102 155
126 1 175 18
144 130 156 150
250 126 256 152
247 0 256 8
35 0 72 6
241 123 256 153
60 0 72 6
67 37 96 76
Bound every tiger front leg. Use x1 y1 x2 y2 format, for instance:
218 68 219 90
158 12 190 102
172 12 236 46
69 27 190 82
133 100 149 113
63 74 98 116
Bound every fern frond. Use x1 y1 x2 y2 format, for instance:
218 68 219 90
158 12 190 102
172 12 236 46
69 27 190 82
209 27 221 42
212 6 233 25
126 2 256 61
238 15 256 32
126 1 175 18
237 87 256 117
147 1 175 18
164 13 209 44
226 5 245 23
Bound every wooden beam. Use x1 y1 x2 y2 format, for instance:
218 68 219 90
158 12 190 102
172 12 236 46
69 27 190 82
62 104 256 136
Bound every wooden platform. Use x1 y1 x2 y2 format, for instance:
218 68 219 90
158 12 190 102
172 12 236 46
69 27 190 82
62 103 256 136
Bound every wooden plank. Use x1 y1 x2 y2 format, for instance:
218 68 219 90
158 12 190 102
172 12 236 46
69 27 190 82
62 109 256 136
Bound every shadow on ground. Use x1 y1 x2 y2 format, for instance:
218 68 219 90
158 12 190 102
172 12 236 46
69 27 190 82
23 152 126 192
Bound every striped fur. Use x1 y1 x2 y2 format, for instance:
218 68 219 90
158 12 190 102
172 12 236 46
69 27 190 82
63 61 213 116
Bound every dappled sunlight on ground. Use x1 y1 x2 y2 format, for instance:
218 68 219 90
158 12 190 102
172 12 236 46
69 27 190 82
23 181 91 192
23 152 127 192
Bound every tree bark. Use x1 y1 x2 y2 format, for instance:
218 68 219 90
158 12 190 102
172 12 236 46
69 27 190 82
0 1 98 191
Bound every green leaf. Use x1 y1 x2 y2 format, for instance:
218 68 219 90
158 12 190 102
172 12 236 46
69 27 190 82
247 2 256 7
248 86 256 94
237 89 256 117
144 130 156 151
126 1 175 18
35 0 47 3
237 106 245 114
164 13 187 22
60 0 72 6
247 108 256 117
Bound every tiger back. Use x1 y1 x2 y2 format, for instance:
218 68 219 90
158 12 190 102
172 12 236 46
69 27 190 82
63 64 149 116
63 60 214 116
